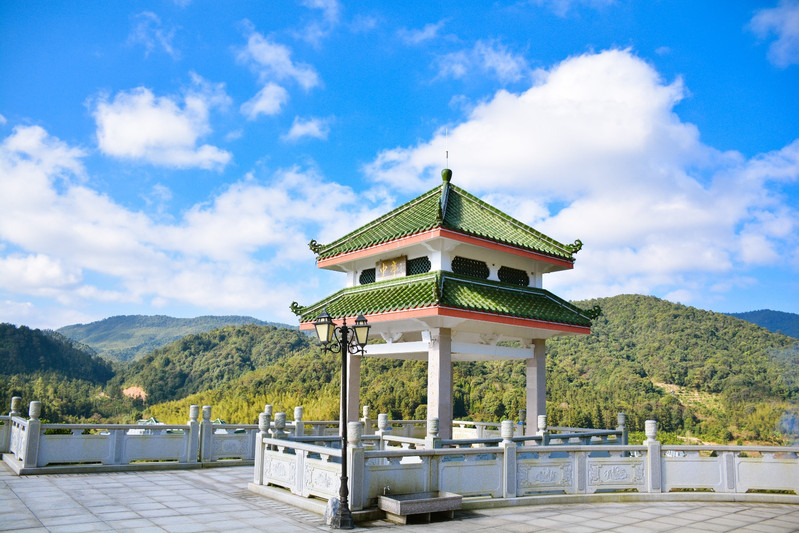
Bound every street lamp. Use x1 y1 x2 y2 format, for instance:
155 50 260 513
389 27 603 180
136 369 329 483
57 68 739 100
313 311 370 530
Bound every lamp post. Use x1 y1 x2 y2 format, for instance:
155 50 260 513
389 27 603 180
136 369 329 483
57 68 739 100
313 311 370 530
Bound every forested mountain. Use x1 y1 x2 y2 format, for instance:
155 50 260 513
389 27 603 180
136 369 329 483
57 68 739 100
58 315 290 361
144 295 799 445
728 309 799 339
107 325 311 404
0 324 113 382
0 324 134 422
5 296 798 444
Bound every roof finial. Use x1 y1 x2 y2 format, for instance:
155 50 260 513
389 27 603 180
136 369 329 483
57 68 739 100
441 168 452 182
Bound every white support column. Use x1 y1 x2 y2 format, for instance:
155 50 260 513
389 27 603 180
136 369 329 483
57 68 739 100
347 353 361 425
427 328 453 439
526 339 546 436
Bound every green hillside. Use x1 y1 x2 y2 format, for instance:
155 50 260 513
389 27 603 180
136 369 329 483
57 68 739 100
6 295 798 444
108 325 311 404
58 314 290 361
0 324 136 422
728 309 799 339
143 295 799 445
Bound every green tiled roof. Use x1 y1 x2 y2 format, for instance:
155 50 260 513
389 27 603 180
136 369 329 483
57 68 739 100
296 271 594 328
312 176 580 261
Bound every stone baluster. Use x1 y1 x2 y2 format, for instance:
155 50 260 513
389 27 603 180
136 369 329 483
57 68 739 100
538 414 550 445
348 421 366 511
376 413 390 450
425 417 441 449
500 420 517 498
9 396 22 417
200 405 213 462
294 406 304 437
22 401 42 468
187 405 200 463
617 412 628 456
264 405 275 438
274 412 287 439
644 419 661 493
254 411 271 485
361 405 372 435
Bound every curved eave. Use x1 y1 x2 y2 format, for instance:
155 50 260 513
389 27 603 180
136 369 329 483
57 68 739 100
299 305 591 335
316 227 575 270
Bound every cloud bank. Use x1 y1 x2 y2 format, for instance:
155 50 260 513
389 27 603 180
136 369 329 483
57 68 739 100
366 49 799 304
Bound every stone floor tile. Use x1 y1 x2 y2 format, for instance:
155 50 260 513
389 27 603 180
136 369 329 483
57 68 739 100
47 522 120 533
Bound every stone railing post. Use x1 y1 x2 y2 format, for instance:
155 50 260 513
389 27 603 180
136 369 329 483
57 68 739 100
254 412 271 484
425 417 441 449
264 405 275 438
22 401 42 468
361 405 372 435
200 405 213 462
645 419 662 493
617 412 628 445
500 420 517 498
518 408 527 437
538 414 550 445
348 421 365 511
274 412 287 439
376 413 390 450
10 396 22 417
187 405 200 464
294 406 304 437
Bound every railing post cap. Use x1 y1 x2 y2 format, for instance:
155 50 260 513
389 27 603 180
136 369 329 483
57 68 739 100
189 405 200 421
259 412 271 433
264 404 273 416
501 420 514 441
537 414 547 431
347 421 363 446
29 401 42 420
202 405 212 421
427 417 440 438
294 406 303 420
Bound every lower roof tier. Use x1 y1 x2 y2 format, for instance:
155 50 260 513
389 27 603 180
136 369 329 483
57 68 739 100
295 271 598 339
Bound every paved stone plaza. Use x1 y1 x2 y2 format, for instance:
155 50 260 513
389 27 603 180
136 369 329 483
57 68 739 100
2 463 798 532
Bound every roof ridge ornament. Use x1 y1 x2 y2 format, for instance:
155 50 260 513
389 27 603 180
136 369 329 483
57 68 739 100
439 168 452 223
289 301 305 316
567 239 583 254
308 239 322 254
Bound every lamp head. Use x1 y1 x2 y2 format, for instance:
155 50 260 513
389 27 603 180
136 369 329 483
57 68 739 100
353 314 370 348
313 310 335 345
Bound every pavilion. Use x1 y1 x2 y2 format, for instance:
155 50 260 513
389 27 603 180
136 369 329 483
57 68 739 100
292 169 599 438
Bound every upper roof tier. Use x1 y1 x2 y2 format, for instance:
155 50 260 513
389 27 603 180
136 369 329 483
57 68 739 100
309 169 582 265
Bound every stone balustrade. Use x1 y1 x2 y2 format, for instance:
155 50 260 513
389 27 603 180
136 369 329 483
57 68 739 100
251 414 799 514
1 400 257 474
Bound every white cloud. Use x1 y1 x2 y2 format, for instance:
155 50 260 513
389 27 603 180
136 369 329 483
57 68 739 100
91 75 231 169
297 0 341 45
366 49 799 306
0 114 6 125
127 11 179 59
237 28 322 120
238 31 320 91
750 0 799 68
532 0 616 17
282 116 331 141
0 254 81 293
437 40 530 84
241 82 289 120
0 124 393 326
398 20 446 45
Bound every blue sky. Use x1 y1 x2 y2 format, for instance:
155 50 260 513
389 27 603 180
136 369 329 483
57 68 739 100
1 0 798 329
